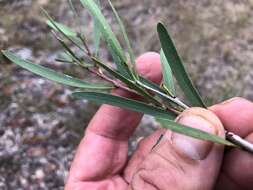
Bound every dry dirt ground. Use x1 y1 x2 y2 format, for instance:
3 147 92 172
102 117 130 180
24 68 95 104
1 0 253 189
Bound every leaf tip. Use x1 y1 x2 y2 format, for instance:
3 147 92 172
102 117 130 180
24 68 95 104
40 7 52 20
1 50 10 60
0 50 6 62
157 22 165 30
45 19 50 25
1 50 7 54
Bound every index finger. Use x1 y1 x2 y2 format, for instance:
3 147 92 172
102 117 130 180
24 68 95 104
210 97 253 137
210 97 253 189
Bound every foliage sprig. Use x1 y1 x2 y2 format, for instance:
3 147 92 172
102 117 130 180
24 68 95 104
2 0 253 152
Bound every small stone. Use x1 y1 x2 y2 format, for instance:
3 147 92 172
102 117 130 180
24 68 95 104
27 147 47 157
35 169 45 180
19 176 28 187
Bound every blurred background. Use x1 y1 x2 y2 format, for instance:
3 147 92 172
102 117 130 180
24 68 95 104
1 0 253 189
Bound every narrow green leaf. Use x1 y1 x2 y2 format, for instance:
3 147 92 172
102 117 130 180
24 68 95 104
107 0 136 73
68 0 85 38
42 8 85 52
69 36 83 46
140 76 163 93
160 49 175 96
79 0 123 57
51 31 81 62
93 0 101 56
46 20 77 37
50 28 93 68
57 52 74 63
139 77 175 104
158 118 235 146
80 0 132 78
68 0 80 22
137 78 188 110
157 23 206 107
91 57 134 86
55 51 75 64
108 43 133 78
2 50 113 90
72 91 177 120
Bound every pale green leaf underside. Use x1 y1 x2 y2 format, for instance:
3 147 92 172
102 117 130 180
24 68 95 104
93 0 101 56
157 118 235 146
108 0 136 68
2 51 113 90
157 23 206 107
80 0 131 77
160 49 175 96
46 20 77 37
43 8 85 53
57 51 74 63
72 91 177 120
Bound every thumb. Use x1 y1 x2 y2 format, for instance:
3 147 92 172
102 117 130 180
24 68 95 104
127 108 225 190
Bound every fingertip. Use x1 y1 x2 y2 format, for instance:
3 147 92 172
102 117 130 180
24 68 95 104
209 97 251 112
209 97 253 137
136 52 160 64
216 132 253 189
136 52 162 84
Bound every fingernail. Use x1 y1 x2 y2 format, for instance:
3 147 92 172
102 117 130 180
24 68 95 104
136 137 144 144
172 115 216 160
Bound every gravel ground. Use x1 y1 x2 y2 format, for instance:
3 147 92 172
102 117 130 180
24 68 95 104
0 49 95 189
1 0 253 189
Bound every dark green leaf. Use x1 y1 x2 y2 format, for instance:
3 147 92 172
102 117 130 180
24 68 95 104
72 91 177 120
158 118 235 146
160 49 175 96
157 23 206 107
2 50 113 90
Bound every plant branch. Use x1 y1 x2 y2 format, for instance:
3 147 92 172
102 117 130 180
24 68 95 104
136 81 189 109
52 14 253 155
89 67 137 93
78 33 92 56
225 131 253 154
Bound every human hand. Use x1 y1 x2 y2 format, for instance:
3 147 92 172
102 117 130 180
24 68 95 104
65 52 253 190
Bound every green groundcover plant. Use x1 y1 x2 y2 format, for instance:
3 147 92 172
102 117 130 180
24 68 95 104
2 0 253 152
